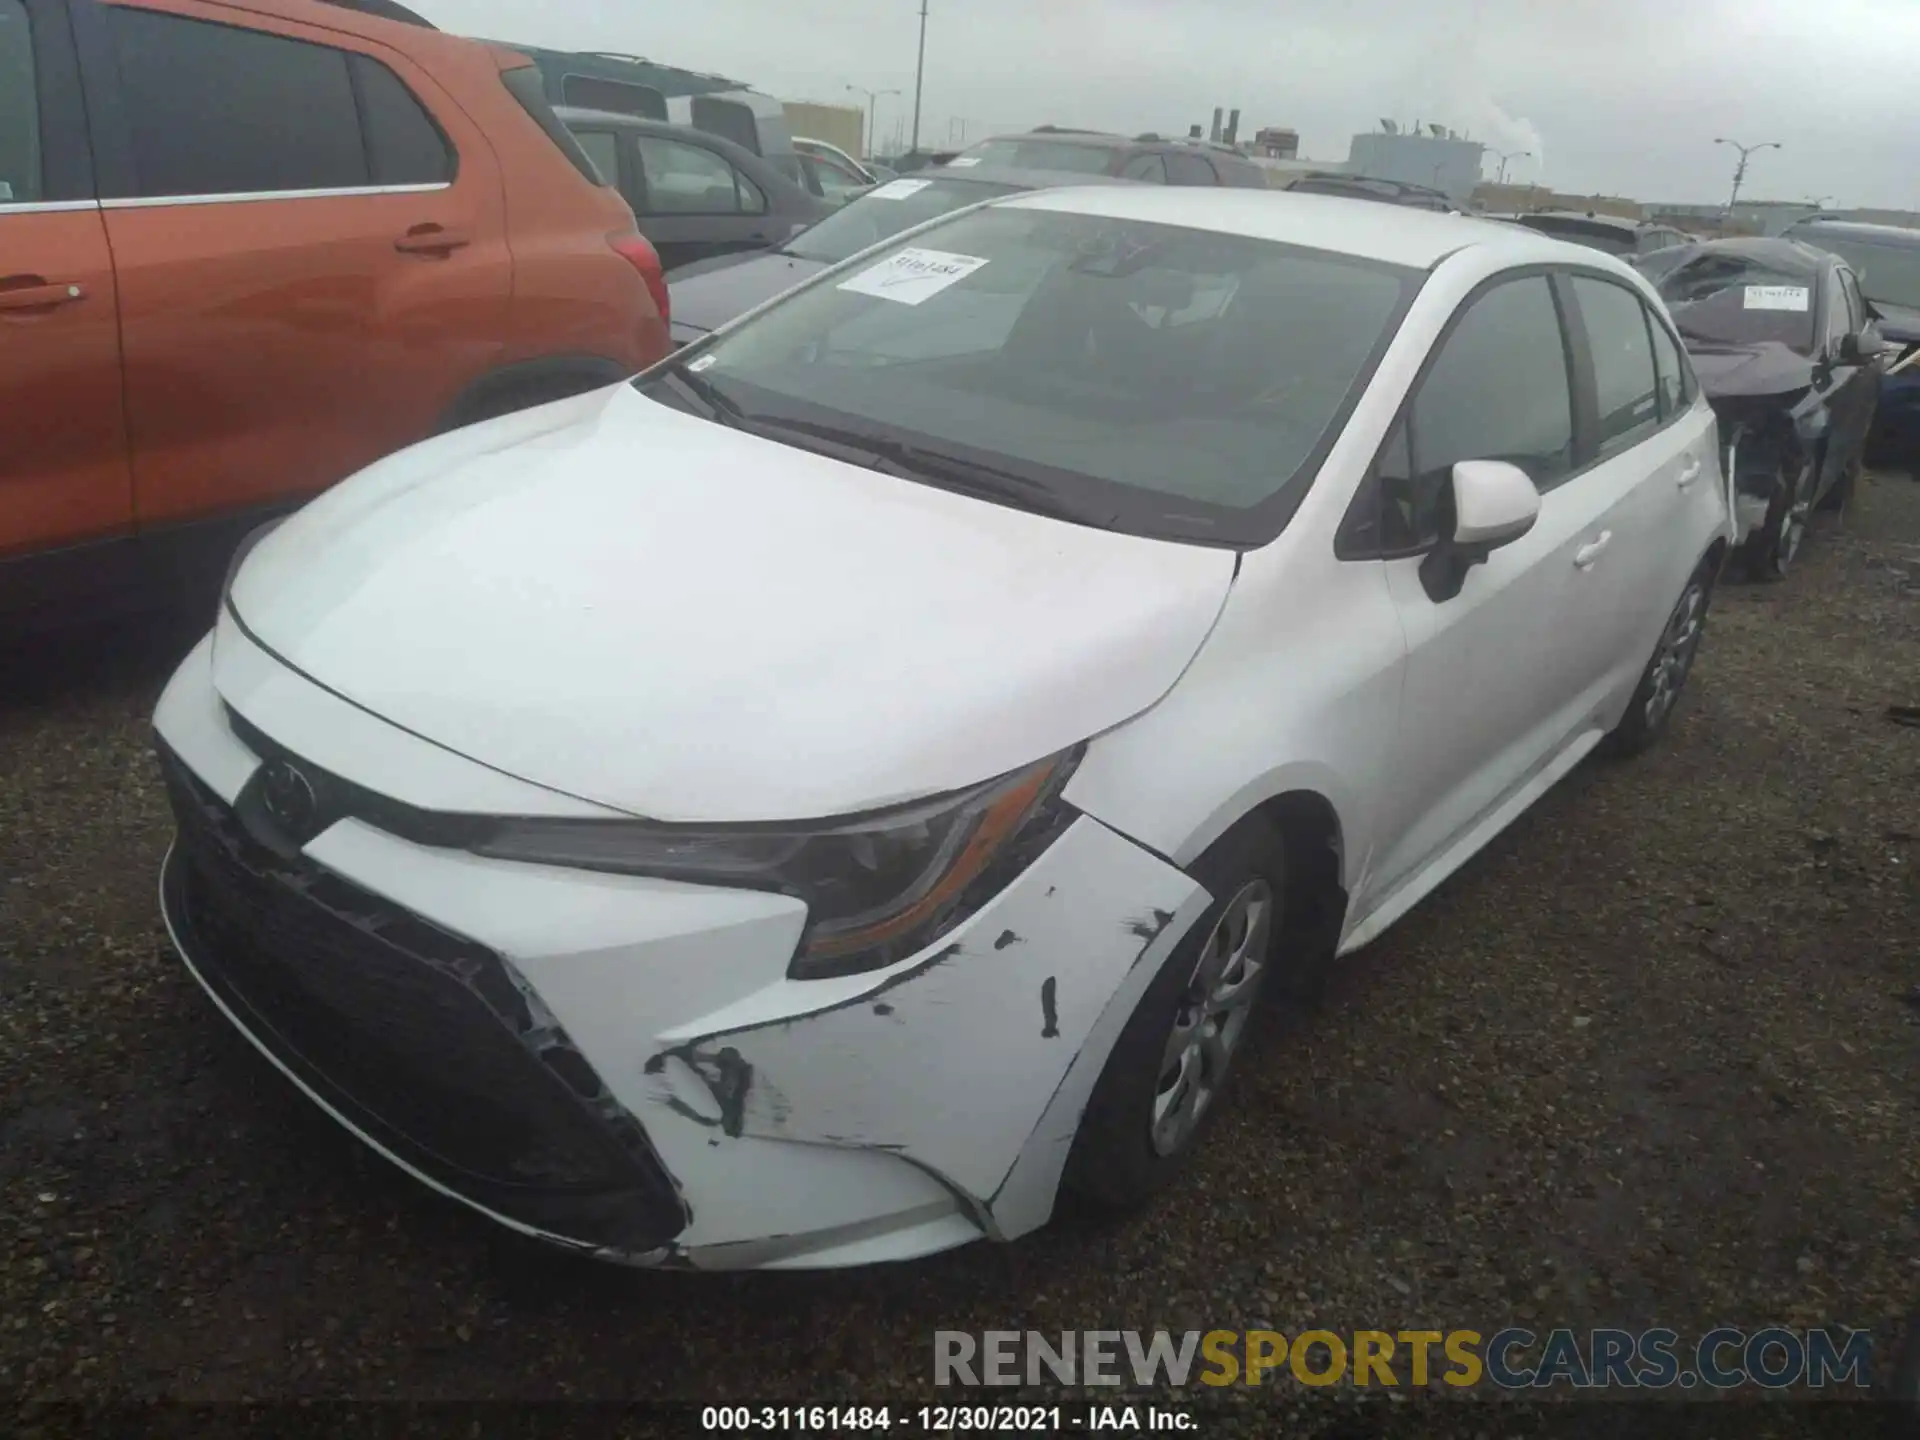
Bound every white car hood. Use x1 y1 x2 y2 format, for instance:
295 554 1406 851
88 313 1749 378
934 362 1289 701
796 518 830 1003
227 384 1237 823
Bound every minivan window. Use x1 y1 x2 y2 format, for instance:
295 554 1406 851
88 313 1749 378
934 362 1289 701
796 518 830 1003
0 0 38 204
108 8 368 197
1410 276 1575 497
660 206 1418 545
562 74 667 121
1571 276 1661 454
636 135 761 215
782 176 1019 265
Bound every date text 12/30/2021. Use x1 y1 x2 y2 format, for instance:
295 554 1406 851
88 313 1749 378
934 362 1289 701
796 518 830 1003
701 1405 1198 1431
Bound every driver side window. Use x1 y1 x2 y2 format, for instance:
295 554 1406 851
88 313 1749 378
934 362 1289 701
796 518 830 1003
1341 276 1576 558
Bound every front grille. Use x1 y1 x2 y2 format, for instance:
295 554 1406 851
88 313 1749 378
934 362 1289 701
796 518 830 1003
157 741 688 1253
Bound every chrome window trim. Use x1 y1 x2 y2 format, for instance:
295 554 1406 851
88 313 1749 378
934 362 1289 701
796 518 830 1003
99 181 451 210
1 199 102 214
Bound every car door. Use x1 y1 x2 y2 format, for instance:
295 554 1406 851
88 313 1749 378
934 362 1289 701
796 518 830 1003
1556 271 1718 724
631 131 780 269
1357 273 1602 906
0 0 133 582
77 0 512 541
1821 265 1880 488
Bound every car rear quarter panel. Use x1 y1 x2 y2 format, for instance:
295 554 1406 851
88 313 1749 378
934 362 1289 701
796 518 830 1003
462 51 666 372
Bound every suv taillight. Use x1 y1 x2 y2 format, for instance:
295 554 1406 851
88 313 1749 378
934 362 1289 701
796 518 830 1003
609 232 670 328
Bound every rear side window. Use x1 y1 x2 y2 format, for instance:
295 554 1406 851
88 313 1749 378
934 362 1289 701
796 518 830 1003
350 55 451 186
572 129 620 187
1571 276 1660 455
635 135 762 215
108 8 366 196
1120 153 1166 182
499 64 606 186
1647 308 1689 418
1163 151 1216 185
1410 276 1576 508
0 0 38 203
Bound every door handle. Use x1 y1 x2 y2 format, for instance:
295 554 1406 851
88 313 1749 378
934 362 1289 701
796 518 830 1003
1573 531 1613 569
393 225 470 256
0 278 86 312
1677 459 1703 488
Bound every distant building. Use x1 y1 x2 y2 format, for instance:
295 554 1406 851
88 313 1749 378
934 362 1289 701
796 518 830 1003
1346 129 1484 205
1253 127 1299 160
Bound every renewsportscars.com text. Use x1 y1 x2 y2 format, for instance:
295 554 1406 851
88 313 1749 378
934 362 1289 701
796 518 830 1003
934 1327 1877 1390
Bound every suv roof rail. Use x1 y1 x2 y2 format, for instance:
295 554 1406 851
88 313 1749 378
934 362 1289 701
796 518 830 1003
315 0 436 25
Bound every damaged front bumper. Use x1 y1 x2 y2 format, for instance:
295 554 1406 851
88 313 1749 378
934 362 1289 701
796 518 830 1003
153 634 1209 1270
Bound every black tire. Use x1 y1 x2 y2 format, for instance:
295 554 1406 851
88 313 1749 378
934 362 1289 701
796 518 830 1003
1744 454 1816 581
1606 558 1715 758
1063 816 1286 1212
1817 450 1860 513
1891 1311 1920 1410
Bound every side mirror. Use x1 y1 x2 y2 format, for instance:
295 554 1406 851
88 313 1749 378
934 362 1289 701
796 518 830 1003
1839 330 1886 364
1419 460 1541 603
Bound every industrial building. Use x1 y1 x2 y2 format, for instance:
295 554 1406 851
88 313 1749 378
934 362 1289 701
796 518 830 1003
1345 124 1484 205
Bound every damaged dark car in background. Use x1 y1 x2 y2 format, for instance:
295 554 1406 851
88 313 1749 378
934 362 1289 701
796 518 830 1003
1655 238 1885 578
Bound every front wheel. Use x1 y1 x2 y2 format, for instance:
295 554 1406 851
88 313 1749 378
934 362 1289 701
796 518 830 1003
1606 562 1714 757
1745 455 1815 580
1064 818 1285 1212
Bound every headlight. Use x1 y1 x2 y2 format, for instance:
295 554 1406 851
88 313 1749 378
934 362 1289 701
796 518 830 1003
470 748 1083 979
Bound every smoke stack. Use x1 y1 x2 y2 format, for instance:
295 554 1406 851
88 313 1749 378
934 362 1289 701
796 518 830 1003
1210 107 1223 142
1224 108 1240 145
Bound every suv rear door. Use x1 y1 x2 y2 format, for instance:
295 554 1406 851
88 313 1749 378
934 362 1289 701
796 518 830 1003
0 0 132 580
75 0 513 543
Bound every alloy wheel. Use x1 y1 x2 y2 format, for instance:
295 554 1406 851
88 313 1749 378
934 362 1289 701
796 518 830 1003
1150 879 1273 1157
1643 580 1707 729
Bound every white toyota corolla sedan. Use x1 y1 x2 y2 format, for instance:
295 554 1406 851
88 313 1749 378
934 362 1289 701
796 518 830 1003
154 186 1732 1271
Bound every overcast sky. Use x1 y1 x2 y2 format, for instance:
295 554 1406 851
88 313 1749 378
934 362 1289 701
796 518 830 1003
412 0 1920 209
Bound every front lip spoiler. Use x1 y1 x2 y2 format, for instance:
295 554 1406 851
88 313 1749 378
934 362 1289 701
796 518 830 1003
155 840 679 1268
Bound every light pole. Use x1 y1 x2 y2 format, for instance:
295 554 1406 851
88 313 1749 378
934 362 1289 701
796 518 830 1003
1492 148 1531 185
909 0 929 155
1715 137 1781 220
847 84 900 159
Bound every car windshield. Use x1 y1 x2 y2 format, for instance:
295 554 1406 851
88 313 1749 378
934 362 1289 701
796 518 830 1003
1795 234 1920 311
783 177 1021 265
956 139 1119 174
1514 216 1635 254
1657 253 1820 353
645 204 1418 545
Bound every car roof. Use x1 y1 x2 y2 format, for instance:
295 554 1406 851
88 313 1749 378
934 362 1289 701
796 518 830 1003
1667 235 1833 276
919 163 1149 191
1786 218 1920 248
994 185 1609 270
1518 211 1645 232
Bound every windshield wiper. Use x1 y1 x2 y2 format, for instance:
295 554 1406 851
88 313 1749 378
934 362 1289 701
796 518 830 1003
730 413 1099 523
659 363 747 426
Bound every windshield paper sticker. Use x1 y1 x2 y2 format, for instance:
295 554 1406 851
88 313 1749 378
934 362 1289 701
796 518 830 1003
946 157 981 167
839 247 990 305
1743 285 1810 312
870 178 933 200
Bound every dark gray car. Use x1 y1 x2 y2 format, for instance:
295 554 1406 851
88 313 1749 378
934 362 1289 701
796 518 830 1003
557 108 830 272
665 165 1142 345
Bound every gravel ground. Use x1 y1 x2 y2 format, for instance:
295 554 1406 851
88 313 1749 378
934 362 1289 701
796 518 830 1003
2 475 1917 1426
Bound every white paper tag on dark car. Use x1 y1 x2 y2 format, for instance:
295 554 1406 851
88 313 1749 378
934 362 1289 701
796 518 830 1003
838 247 990 305
869 179 933 200
1743 285 1810 311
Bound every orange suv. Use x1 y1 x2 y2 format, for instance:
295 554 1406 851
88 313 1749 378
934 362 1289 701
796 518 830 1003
0 0 670 627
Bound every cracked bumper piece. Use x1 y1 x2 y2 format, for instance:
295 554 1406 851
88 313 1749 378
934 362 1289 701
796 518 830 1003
154 636 1208 1270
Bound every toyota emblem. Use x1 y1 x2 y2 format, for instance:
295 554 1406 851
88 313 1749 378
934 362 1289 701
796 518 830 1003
259 759 319 837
